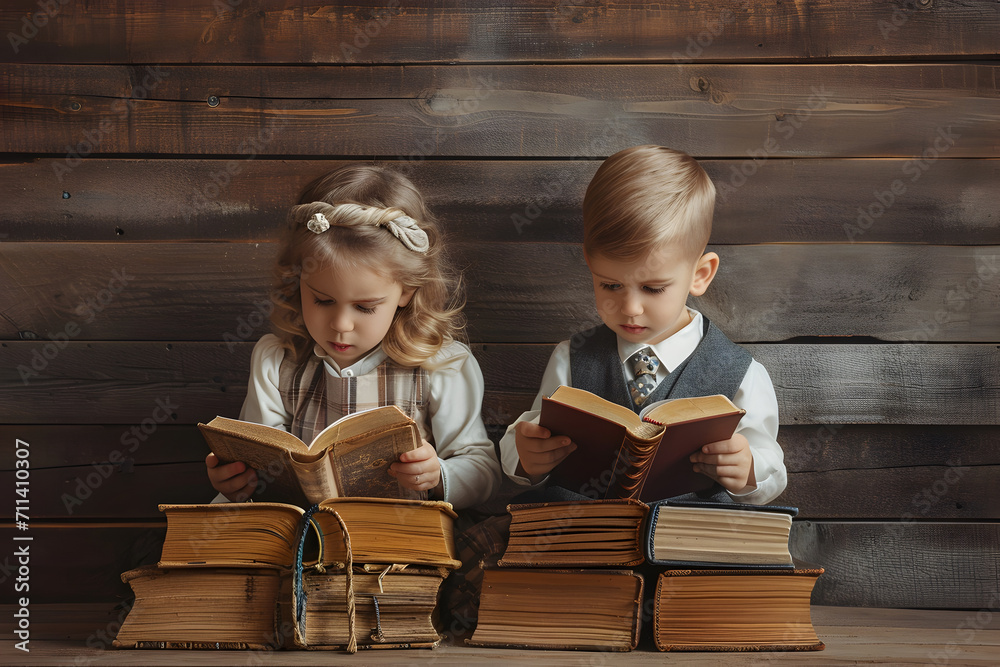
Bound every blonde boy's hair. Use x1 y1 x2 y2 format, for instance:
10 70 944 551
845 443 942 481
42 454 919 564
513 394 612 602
583 145 716 262
270 165 464 367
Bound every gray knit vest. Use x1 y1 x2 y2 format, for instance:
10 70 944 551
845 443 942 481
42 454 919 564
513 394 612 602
569 318 751 414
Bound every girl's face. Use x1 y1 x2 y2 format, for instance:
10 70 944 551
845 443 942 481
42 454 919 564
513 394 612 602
300 262 414 369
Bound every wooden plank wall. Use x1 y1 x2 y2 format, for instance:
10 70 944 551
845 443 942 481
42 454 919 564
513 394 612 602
1 1 998 609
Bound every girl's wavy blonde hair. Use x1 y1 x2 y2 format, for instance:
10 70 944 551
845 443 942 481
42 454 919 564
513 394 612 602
270 165 465 367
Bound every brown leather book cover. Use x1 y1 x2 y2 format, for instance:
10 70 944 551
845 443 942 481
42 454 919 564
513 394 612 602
540 387 742 501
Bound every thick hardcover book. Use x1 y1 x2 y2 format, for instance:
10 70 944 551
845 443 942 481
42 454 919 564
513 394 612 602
653 567 825 652
199 405 421 505
468 567 644 651
157 499 459 570
294 565 448 650
313 498 461 569
540 386 744 501
113 564 290 650
645 498 798 569
498 498 648 568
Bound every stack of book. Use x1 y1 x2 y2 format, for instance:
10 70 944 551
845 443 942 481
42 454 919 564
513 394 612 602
468 499 648 652
114 498 461 652
644 498 825 652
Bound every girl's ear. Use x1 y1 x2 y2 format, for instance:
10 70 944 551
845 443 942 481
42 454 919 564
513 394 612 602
689 251 719 297
398 286 417 307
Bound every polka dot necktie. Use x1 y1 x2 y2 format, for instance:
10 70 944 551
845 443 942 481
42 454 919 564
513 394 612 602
626 347 661 406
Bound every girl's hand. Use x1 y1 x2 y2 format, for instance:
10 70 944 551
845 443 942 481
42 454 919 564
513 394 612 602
389 440 442 495
206 453 258 502
689 433 756 495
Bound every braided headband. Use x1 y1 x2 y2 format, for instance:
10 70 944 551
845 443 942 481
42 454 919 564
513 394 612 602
305 204 429 253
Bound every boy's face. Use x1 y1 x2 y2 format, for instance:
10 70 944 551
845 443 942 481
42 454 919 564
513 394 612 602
586 245 717 347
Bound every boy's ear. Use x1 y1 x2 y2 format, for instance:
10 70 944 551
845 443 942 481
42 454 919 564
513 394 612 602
689 252 719 297
398 286 417 307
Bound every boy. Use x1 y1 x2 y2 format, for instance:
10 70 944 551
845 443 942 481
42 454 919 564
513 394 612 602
500 145 786 504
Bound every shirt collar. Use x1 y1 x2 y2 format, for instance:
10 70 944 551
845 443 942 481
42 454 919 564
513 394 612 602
616 308 703 374
312 343 388 377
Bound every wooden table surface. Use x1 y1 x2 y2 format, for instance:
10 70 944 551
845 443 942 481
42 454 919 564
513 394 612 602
3 605 999 666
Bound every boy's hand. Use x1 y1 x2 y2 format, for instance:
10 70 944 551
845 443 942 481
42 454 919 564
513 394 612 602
514 421 577 483
389 439 442 495
689 433 756 495
205 453 257 502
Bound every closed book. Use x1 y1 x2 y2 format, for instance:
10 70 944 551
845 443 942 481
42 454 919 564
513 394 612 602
113 564 290 650
498 498 648 567
653 567 825 652
468 567 644 651
540 386 744 501
294 565 448 650
157 498 460 571
645 498 798 569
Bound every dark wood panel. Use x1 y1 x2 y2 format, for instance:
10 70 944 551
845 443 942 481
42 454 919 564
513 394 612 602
2 243 998 343
4 158 999 245
1 342 997 426
1 1 997 63
0 523 165 604
2 64 997 157
0 425 207 469
782 466 1000 521
790 521 1000 608
779 425 1000 520
0 463 211 520
0 342 250 424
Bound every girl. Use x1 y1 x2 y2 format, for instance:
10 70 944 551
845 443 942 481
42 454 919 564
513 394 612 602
206 165 501 510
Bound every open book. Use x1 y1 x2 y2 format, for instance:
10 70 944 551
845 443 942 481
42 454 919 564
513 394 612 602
199 405 420 505
540 385 745 501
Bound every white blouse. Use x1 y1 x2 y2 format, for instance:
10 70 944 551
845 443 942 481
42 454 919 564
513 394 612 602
236 334 502 510
499 309 787 505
